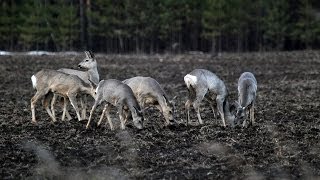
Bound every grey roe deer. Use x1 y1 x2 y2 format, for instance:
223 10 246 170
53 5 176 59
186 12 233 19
184 69 235 127
86 79 143 130
51 51 99 120
31 69 95 123
123 76 175 126
235 72 257 127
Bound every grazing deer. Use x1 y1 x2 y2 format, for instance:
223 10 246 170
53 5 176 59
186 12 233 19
86 79 143 130
235 72 257 127
51 51 99 120
184 69 235 127
30 69 95 123
122 76 175 126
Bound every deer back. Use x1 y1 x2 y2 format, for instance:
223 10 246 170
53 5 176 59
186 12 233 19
238 72 257 108
96 79 139 108
187 69 227 96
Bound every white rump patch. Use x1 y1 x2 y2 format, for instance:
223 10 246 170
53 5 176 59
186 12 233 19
31 75 37 89
184 74 197 88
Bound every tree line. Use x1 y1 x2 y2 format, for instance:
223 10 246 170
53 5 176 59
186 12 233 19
1 0 320 53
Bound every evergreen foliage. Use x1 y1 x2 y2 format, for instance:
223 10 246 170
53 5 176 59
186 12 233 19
0 0 320 52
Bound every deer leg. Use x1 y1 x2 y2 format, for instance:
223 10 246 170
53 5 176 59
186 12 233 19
216 95 226 127
242 109 248 128
250 104 255 125
185 100 191 125
68 95 81 121
193 101 203 125
123 107 130 124
104 105 114 130
97 104 113 130
51 94 57 120
65 103 72 121
61 97 68 121
60 97 72 121
205 96 217 120
43 93 56 122
31 90 48 123
117 105 126 130
193 88 207 125
86 98 103 129
242 116 247 127
98 104 107 126
97 104 106 126
209 101 218 121
87 103 97 129
57 96 72 121
80 95 87 120
155 104 169 126
193 92 206 125
140 101 148 123
195 106 203 125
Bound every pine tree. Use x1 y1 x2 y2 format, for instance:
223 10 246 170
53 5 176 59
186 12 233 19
88 0 128 52
262 0 290 50
18 0 52 50
202 0 227 54
292 0 320 49
52 0 79 51
0 1 19 50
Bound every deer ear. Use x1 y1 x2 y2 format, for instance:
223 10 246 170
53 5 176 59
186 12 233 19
84 51 90 58
88 50 94 58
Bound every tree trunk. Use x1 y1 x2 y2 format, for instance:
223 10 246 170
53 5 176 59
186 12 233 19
211 37 216 55
86 0 92 50
79 0 86 49
150 37 154 54
218 34 222 53
237 33 242 52
135 36 140 53
118 35 123 53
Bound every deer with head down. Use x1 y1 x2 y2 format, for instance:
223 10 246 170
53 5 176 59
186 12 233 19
122 76 175 126
31 69 96 123
184 69 235 127
234 72 257 127
86 79 143 130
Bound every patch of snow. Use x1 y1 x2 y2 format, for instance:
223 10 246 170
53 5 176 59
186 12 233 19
0 51 12 56
26 51 54 56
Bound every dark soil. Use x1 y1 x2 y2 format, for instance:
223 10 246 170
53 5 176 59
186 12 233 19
0 51 319 179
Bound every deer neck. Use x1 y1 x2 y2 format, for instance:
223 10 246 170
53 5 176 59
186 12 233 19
127 98 140 113
157 94 168 110
88 67 99 84
80 85 94 97
223 98 233 116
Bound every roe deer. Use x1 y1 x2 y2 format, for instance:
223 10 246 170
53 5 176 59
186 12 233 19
52 51 99 120
86 79 143 130
235 72 257 127
31 69 95 123
184 69 235 127
123 76 175 126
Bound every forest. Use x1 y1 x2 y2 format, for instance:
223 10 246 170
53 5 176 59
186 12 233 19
1 0 320 53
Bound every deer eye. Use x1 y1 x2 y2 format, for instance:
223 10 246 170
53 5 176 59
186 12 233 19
85 59 89 62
